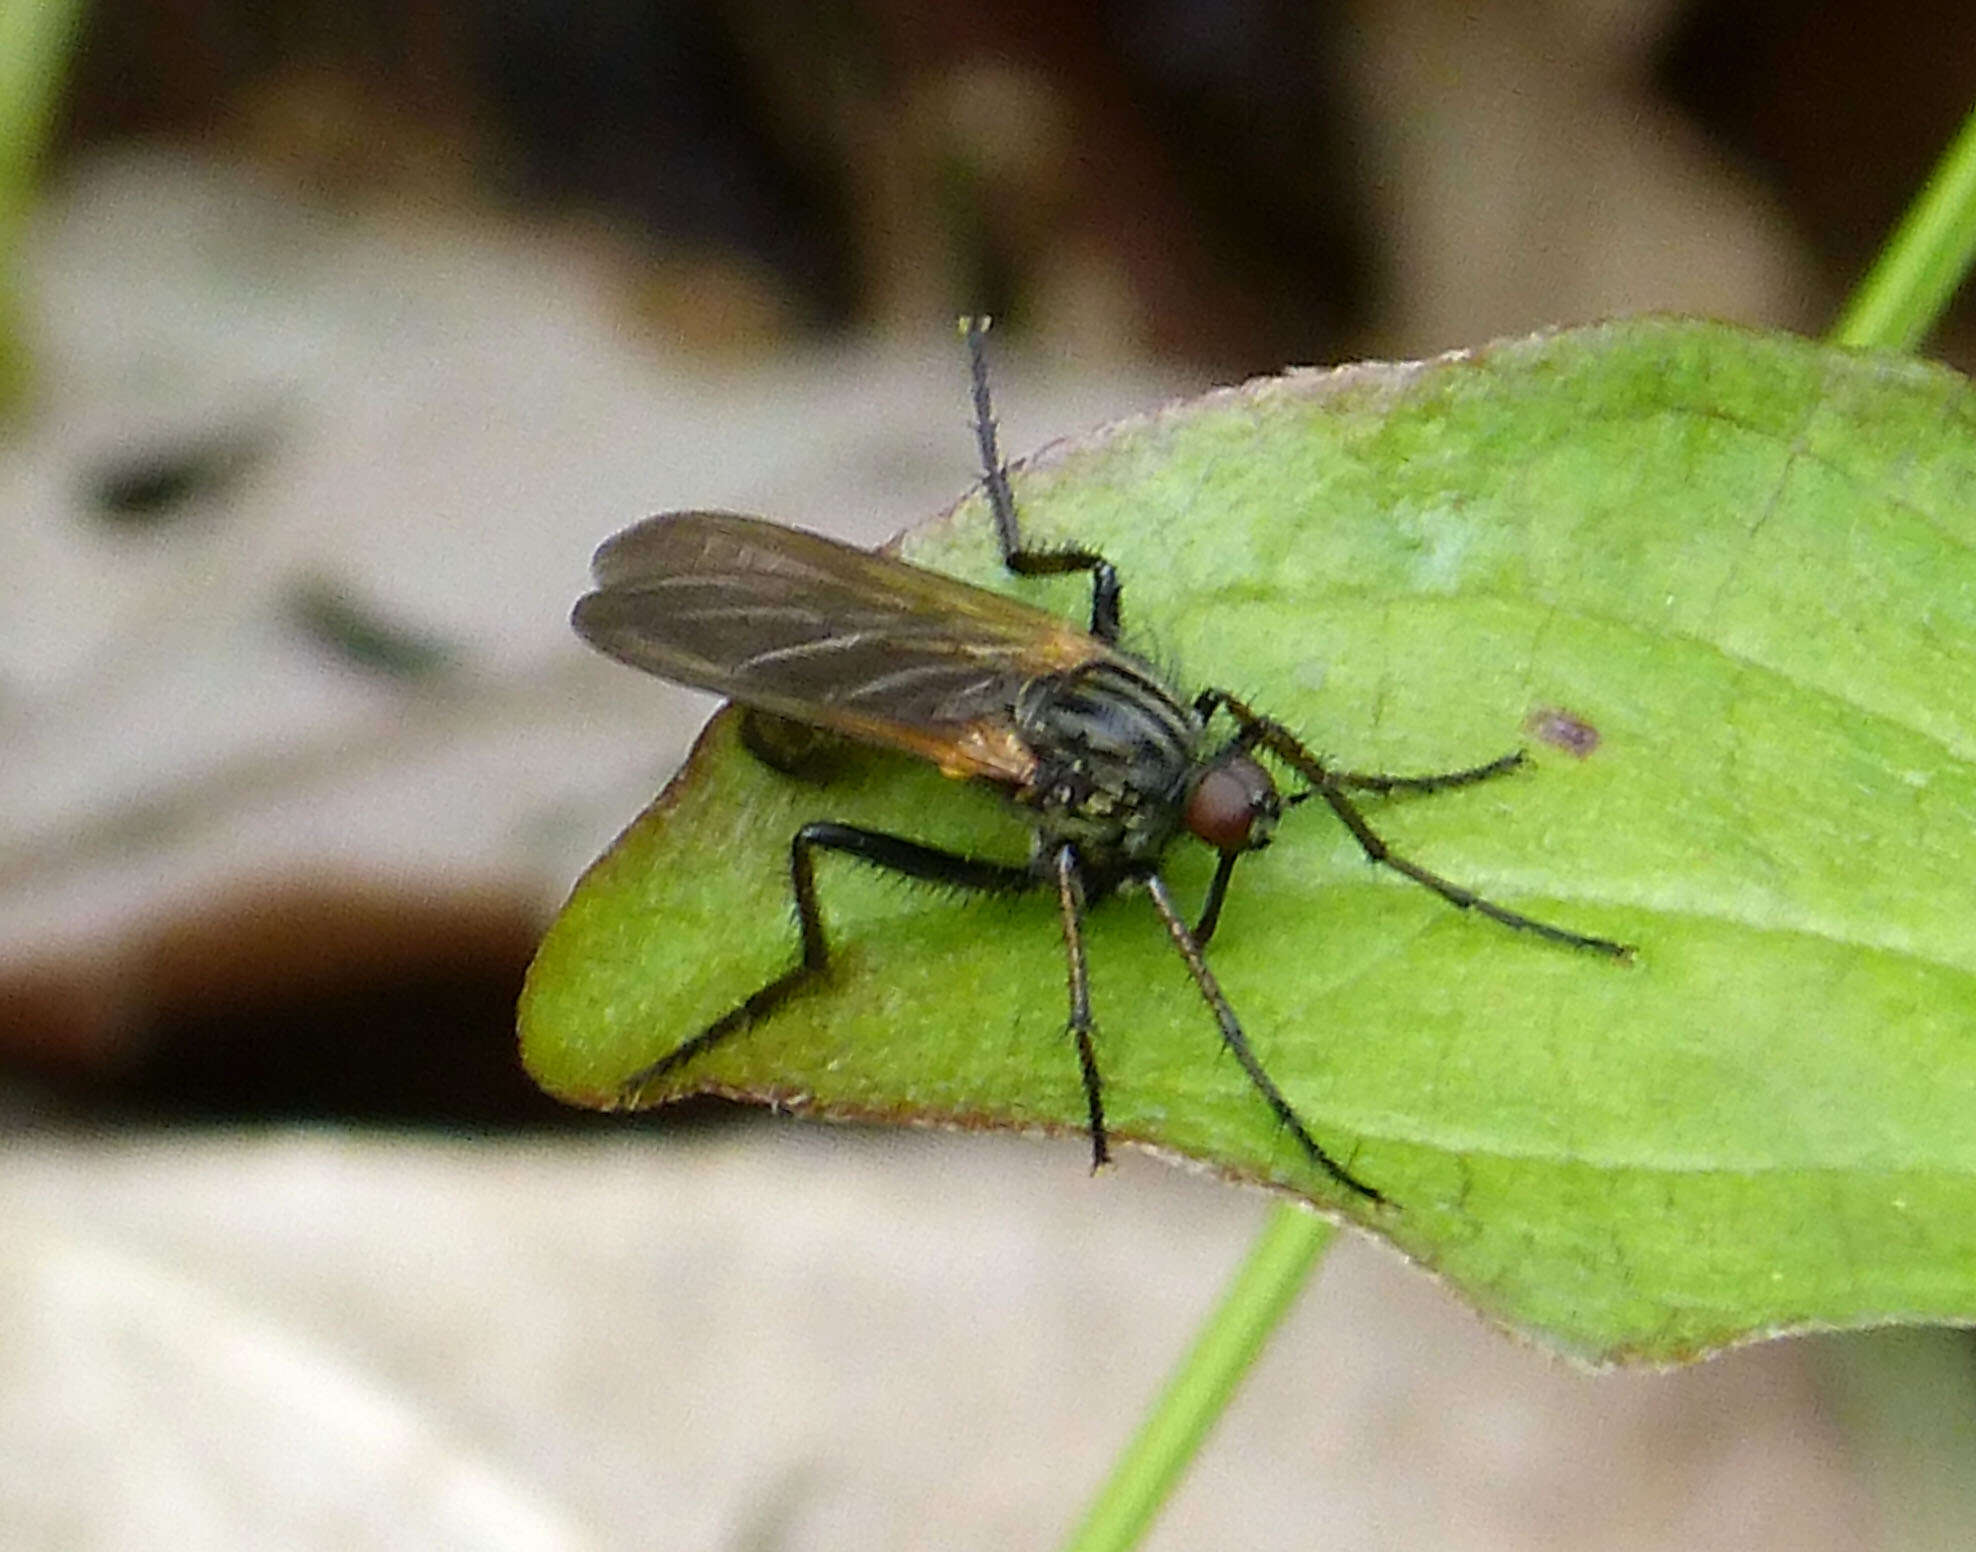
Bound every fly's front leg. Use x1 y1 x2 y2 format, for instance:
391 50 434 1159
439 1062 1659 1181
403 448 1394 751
616 821 1038 1107
1332 750 1525 794
962 317 1122 642
1193 689 1523 794
1193 848 1241 946
1141 871 1385 1204
1192 688 1632 959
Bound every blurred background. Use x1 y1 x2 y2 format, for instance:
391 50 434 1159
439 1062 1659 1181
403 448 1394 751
2 2 1972 1548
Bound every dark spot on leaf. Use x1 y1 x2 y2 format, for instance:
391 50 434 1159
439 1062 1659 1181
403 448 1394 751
1524 705 1600 757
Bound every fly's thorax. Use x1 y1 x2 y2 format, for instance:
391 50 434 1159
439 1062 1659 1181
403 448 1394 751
1010 661 1203 865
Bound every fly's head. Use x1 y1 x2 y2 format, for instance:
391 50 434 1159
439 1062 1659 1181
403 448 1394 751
1183 752 1281 856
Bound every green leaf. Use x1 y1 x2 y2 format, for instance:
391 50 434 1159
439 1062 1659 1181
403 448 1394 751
522 317 1976 1362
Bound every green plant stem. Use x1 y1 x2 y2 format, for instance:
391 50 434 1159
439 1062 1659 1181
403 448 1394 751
0 0 85 412
1058 1202 1337 1552
1819 1329 1976 1552
1829 100 1976 352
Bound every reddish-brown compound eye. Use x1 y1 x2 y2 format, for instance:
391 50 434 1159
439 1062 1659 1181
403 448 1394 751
1184 754 1280 852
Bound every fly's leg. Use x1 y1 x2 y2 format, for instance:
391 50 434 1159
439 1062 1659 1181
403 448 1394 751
616 823 1038 1106
1141 871 1386 1204
1049 844 1110 1170
1193 848 1241 946
1194 688 1633 959
1189 710 1526 943
962 317 1123 642
1332 750 1525 794
1196 690 1527 794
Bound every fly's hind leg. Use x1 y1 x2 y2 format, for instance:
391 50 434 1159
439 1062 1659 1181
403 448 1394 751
961 317 1124 643
616 822 1038 1106
1193 688 1632 959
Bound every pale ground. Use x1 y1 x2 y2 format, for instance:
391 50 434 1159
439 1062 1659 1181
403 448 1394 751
0 1129 1882 1552
0 66 1921 1552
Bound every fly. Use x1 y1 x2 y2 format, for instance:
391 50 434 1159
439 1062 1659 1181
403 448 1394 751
573 319 1631 1204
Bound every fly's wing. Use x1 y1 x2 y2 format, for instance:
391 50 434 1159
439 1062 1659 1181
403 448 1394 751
573 511 1114 782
